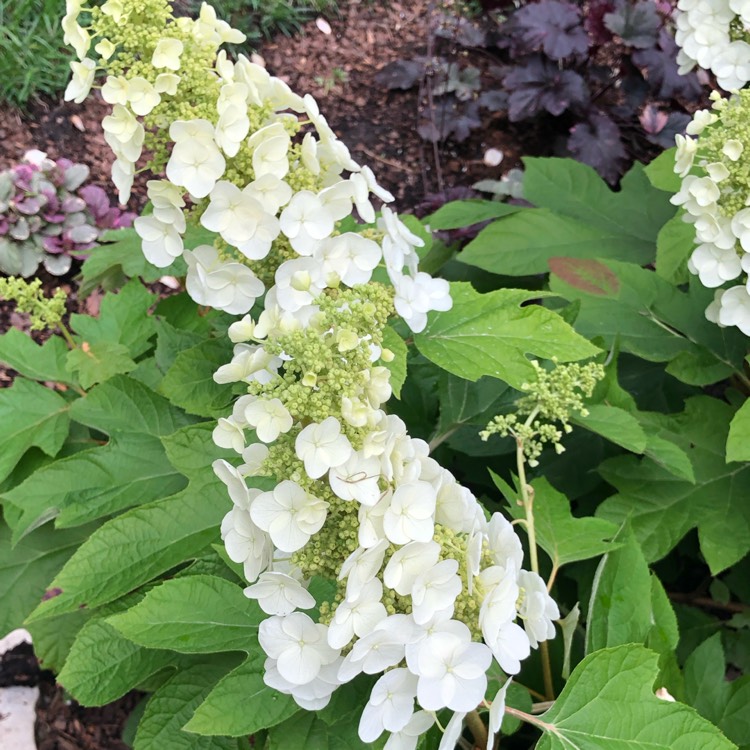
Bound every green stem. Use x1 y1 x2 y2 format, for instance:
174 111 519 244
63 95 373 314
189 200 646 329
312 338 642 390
466 709 488 749
58 321 77 351
515 406 554 701
504 706 556 733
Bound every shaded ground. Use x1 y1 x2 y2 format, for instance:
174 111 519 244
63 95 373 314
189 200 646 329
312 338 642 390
0 0 517 210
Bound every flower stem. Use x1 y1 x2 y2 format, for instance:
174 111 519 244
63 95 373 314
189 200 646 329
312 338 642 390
466 709 488 749
515 407 555 701
58 321 77 351
504 706 556 733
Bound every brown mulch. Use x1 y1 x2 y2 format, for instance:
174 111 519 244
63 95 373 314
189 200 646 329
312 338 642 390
0 0 516 212
0 641 140 749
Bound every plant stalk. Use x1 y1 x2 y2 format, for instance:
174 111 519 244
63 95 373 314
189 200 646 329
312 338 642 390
466 709 488 749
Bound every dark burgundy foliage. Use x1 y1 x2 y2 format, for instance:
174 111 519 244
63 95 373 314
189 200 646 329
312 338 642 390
633 29 703 100
509 0 590 60
504 57 588 120
604 0 661 49
375 0 709 183
568 111 627 183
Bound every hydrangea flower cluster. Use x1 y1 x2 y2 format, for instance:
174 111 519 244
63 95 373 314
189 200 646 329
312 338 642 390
674 0 750 90
62 0 451 328
672 90 750 334
65 1 560 745
0 150 134 277
214 286 559 748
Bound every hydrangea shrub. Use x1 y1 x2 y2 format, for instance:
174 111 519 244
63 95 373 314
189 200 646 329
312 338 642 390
0 150 134 277
0 2 744 750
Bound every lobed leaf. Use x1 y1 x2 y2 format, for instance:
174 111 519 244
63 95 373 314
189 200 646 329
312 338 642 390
414 282 600 388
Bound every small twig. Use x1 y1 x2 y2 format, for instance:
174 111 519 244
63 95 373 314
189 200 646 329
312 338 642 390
358 146 418 173
668 592 748 614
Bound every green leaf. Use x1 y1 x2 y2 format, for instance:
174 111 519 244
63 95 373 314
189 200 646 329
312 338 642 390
685 634 750 746
459 159 673 277
70 375 195 437
656 213 693 285
497 475 620 567
0 378 70 484
586 526 653 653
426 199 519 230
26 609 91 674
645 147 680 193
134 655 242 750
160 338 235 417
573 404 648 453
727 399 750 463
0 328 75 384
80 228 187 297
3 432 187 538
459 209 645 276
381 325 408 399
536 645 736 750
523 158 674 244
161 423 235 478
0 520 95 634
598 397 750 574
26 480 227 622
58 616 175 705
66 341 137 389
70 279 157 358
108 575 262 653
437 373 510 434
185 652 298 736
268 710 382 750
155 319 204 373
550 260 746 378
414 283 600 388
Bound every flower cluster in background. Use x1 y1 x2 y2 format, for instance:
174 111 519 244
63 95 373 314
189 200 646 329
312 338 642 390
673 91 750 333
0 150 134 277
674 0 750 90
63 0 452 328
64 0 560 745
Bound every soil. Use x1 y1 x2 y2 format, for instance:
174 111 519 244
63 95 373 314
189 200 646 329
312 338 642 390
0 642 140 750
0 0 518 211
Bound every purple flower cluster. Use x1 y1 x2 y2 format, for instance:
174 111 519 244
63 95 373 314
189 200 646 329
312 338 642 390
0 150 135 276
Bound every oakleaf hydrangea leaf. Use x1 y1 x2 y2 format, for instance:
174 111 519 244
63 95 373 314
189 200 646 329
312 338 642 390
536 645 737 750
598 397 750 575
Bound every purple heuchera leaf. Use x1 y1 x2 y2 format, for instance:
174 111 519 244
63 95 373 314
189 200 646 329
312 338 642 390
510 0 590 60
567 111 627 184
375 59 425 90
645 110 690 149
504 55 589 120
632 29 703 99
417 98 482 142
604 0 661 49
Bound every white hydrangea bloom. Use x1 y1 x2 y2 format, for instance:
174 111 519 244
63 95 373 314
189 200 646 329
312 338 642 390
64 58 97 103
244 571 316 616
152 38 184 70
295 417 353 479
259 612 339 686
358 669 418 742
250 480 328 553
